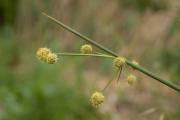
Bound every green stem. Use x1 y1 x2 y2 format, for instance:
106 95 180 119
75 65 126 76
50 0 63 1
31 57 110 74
117 67 122 83
57 53 114 58
43 13 180 93
42 13 117 56
102 69 122 92
126 61 180 92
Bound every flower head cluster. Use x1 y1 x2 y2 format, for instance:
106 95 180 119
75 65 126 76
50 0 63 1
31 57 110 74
36 47 58 64
113 57 126 68
35 15 145 109
127 74 137 85
81 44 93 54
90 92 104 108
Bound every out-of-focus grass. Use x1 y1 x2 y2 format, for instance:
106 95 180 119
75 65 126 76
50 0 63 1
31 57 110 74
159 42 180 84
120 0 168 12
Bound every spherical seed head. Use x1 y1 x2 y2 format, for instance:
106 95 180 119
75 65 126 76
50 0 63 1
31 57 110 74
90 92 104 108
127 74 137 85
36 47 51 62
81 44 93 54
113 57 126 68
46 53 58 64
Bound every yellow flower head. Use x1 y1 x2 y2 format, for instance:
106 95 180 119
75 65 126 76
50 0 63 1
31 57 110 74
127 74 137 85
132 60 139 66
113 57 126 68
46 52 58 64
90 92 104 108
81 44 93 54
36 47 51 62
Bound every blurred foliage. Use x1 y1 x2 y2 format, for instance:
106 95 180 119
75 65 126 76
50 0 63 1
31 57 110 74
159 17 180 83
120 0 168 12
173 109 180 120
169 15 180 36
159 43 180 83
0 0 18 25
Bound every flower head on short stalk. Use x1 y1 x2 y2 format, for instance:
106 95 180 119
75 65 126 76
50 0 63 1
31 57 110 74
113 57 126 68
36 47 51 62
127 74 137 85
90 91 104 108
81 44 93 54
46 52 58 64
132 60 139 66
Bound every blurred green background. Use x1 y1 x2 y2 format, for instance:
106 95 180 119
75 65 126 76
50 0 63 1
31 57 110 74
0 0 180 120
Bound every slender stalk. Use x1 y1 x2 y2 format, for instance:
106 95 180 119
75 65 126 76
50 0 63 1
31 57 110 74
126 61 180 92
102 69 122 92
43 13 180 93
94 51 104 55
117 67 122 83
42 13 118 56
57 53 114 58
101 76 114 92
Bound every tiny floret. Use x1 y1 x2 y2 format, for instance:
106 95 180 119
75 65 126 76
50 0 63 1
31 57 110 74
46 52 58 64
81 44 93 54
36 47 51 62
132 60 139 65
113 57 126 68
127 74 137 85
90 92 104 108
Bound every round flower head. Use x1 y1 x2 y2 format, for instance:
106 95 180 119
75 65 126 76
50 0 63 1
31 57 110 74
36 47 51 62
81 44 93 54
127 74 137 85
113 57 126 68
90 92 104 108
132 60 139 66
46 52 58 64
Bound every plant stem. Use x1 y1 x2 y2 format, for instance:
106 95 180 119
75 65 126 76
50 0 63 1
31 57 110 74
126 61 180 92
102 69 121 92
42 13 117 56
57 53 114 58
117 67 122 83
43 13 180 93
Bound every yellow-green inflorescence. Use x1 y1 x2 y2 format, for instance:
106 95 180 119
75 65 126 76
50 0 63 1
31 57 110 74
46 52 58 64
127 74 137 85
36 47 51 62
36 47 58 64
90 91 104 108
81 44 93 54
113 57 126 68
132 60 139 66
